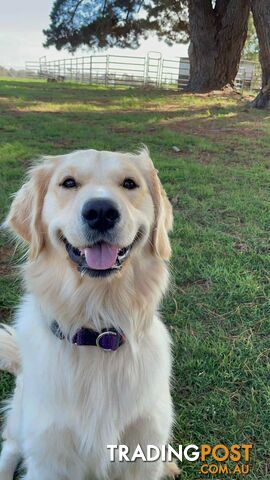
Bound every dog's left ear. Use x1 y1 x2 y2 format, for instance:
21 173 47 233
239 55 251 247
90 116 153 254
150 167 173 260
6 161 52 260
135 147 173 260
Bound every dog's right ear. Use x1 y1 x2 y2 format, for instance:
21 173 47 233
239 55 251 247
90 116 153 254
6 162 52 260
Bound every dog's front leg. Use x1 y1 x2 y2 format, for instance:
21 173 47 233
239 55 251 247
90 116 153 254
0 378 22 480
0 437 21 480
21 460 66 480
21 428 87 480
112 416 171 480
22 460 86 480
22 467 56 480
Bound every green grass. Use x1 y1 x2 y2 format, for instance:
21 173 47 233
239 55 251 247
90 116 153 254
0 79 270 479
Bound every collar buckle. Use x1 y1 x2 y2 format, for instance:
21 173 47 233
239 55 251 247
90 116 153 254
96 330 122 351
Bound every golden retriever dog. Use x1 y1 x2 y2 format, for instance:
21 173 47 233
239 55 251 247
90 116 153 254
0 148 179 480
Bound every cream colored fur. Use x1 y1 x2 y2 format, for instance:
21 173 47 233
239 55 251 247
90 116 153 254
0 148 179 480
0 325 20 375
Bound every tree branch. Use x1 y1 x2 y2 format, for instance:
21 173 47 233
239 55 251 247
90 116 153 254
69 0 86 24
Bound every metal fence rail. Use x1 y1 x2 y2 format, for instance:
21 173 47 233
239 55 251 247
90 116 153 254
25 53 261 91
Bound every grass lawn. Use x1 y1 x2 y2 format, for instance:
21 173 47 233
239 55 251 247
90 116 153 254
0 78 270 479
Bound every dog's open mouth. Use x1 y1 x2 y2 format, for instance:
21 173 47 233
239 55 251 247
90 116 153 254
62 237 134 278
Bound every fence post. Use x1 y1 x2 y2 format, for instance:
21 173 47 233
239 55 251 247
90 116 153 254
160 59 164 88
82 56 85 83
89 56 93 84
242 70 246 94
71 58 74 81
76 57 79 81
39 59 42 78
157 56 162 87
145 54 149 85
105 55 109 86
142 56 146 86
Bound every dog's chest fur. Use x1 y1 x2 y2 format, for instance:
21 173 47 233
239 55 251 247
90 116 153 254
16 294 171 478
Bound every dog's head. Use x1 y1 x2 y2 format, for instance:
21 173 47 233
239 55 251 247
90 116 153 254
7 148 173 279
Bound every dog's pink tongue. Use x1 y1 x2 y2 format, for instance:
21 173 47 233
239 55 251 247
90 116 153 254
84 243 119 270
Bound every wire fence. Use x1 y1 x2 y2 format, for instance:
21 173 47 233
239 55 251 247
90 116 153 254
25 53 261 92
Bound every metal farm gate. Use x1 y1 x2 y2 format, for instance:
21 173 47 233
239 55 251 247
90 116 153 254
25 54 261 91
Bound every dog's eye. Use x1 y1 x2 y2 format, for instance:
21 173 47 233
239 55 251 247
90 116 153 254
122 178 138 190
60 177 78 189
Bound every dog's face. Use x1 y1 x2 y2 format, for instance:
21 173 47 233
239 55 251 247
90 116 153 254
7 149 172 279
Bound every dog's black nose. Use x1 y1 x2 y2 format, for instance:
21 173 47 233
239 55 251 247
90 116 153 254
82 199 120 232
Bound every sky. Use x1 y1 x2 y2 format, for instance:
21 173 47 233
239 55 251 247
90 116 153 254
0 0 188 69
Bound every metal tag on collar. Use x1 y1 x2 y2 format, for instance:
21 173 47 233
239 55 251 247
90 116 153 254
96 330 121 351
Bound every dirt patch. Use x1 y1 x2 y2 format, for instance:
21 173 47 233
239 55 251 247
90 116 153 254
0 307 11 321
0 245 16 277
53 139 76 148
159 115 263 141
0 245 15 258
233 241 248 253
185 88 242 98
109 126 139 136
178 278 211 292
0 264 13 276
196 152 215 165
0 108 24 118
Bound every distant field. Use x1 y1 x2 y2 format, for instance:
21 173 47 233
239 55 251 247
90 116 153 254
0 79 270 479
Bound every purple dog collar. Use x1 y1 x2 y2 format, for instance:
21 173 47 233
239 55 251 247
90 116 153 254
50 321 125 352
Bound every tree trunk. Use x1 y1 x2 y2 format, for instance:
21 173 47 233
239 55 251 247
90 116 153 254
187 0 250 93
251 1 270 108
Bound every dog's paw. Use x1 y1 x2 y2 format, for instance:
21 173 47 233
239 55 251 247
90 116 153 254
164 460 180 478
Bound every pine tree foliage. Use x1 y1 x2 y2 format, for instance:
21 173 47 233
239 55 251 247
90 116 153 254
44 0 189 51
